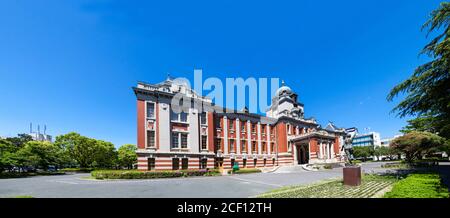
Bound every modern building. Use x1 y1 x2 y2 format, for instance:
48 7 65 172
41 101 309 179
380 135 402 147
133 77 347 171
28 124 52 142
352 132 381 147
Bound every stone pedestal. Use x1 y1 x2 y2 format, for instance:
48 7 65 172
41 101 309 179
343 166 361 186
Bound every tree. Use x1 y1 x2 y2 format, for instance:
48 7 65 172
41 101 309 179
387 2 450 139
55 132 97 168
5 134 33 149
16 141 65 170
390 131 445 163
118 144 137 169
0 139 18 172
353 146 374 161
92 140 117 168
373 146 396 161
55 132 118 168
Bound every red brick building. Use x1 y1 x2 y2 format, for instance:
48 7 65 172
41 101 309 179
133 78 346 171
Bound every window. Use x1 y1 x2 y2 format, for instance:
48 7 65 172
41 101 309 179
229 120 234 130
147 158 155 171
171 132 179 149
171 109 188 122
200 112 207 125
201 135 207 150
147 130 155 148
215 117 222 129
252 141 257 153
181 133 188 148
215 138 222 151
180 112 187 122
243 159 247 168
172 158 179 170
271 143 275 153
262 142 266 153
200 158 207 169
172 132 188 149
181 158 188 170
253 159 257 167
147 102 155 118
241 122 246 132
252 123 256 133
229 139 235 153
170 110 177 121
241 139 246 152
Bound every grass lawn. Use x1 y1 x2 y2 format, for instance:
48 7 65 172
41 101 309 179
384 172 449 198
257 174 397 198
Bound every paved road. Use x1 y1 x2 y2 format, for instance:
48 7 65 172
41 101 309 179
0 162 387 198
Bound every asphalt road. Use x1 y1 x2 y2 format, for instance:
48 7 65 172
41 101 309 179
0 162 388 198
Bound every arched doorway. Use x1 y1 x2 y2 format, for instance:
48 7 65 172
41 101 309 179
296 144 309 164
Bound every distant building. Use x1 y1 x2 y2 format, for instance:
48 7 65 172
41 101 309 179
352 132 381 147
28 132 52 142
380 135 402 147
27 124 52 142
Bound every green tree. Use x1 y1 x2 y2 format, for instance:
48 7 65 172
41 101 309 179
0 139 18 172
118 144 137 169
373 146 397 161
390 131 445 163
92 140 117 168
387 2 450 139
55 132 118 168
54 132 97 168
16 141 64 170
5 134 33 149
353 146 374 161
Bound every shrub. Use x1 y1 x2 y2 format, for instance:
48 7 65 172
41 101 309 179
61 168 94 173
229 168 261 174
323 164 333 169
91 169 220 179
384 173 449 198
0 171 65 179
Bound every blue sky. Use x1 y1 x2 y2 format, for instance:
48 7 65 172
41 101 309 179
0 0 442 147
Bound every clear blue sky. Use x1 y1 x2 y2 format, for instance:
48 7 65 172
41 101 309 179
0 0 442 147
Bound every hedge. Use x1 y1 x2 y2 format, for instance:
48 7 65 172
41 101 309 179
384 173 449 198
229 168 262 174
91 169 220 179
0 171 65 179
61 168 94 173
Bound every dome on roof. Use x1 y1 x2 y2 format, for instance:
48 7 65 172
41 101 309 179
276 80 293 96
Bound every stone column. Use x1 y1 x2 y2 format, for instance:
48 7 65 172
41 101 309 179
257 122 262 154
267 125 271 154
330 142 335 159
236 118 240 154
319 140 323 159
223 116 228 154
247 121 251 153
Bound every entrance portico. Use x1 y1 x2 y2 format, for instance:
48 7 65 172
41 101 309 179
290 130 340 164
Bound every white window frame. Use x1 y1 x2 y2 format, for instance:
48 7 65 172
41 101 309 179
171 110 188 123
146 102 156 119
201 135 208 150
200 112 207 125
146 130 156 148
171 131 189 149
